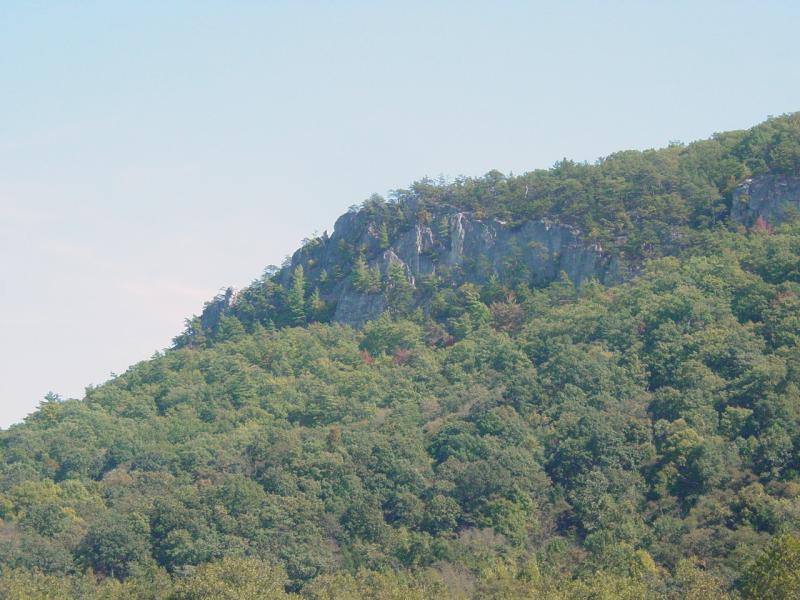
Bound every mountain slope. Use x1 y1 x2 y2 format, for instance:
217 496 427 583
184 112 800 341
1 114 800 599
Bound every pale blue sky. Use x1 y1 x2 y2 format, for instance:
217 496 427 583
1 1 798 427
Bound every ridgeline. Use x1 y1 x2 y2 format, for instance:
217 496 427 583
2 114 800 599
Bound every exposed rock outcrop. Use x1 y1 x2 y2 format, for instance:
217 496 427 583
199 287 236 331
277 202 620 327
731 175 800 227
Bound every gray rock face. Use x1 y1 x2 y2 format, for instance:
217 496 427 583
731 175 800 227
438 215 618 286
283 203 620 327
333 290 384 327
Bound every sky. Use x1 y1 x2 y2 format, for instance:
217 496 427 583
1 1 798 428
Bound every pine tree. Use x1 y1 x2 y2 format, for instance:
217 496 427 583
461 283 490 325
214 315 246 342
481 273 505 304
352 256 370 292
353 257 381 293
385 262 413 315
378 222 390 250
436 215 450 242
308 288 326 322
286 265 306 326
368 265 382 292
549 271 576 305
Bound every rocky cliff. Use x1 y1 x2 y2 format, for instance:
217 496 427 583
175 111 800 344
193 173 800 335
731 174 800 227
273 200 620 327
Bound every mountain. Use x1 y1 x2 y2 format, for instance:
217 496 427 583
1 114 800 599
183 113 799 341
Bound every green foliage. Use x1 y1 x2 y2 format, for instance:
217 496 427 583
384 262 413 315
2 113 800 597
175 114 800 346
169 557 298 599
287 266 307 326
352 256 382 294
360 314 422 356
741 534 800 599
378 223 390 250
77 513 151 579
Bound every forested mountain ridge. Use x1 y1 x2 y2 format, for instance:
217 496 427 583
2 114 800 599
183 112 800 340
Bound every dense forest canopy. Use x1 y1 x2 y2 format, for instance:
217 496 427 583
404 109 799 231
2 114 800 599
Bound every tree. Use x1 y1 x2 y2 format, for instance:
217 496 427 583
385 262 413 314
378 222 390 250
360 314 422 356
214 315 245 342
352 257 381 293
422 494 460 534
286 265 306 326
741 534 800 599
169 556 296 599
460 283 490 326
308 288 326 322
77 514 150 579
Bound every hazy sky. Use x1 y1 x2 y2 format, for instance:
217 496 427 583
1 1 798 428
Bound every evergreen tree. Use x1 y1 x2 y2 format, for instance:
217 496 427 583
378 222 390 250
461 283 490 326
308 288 326 322
353 256 381 293
286 265 306 325
385 262 413 314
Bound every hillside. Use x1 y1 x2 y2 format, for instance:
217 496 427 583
1 114 800 599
